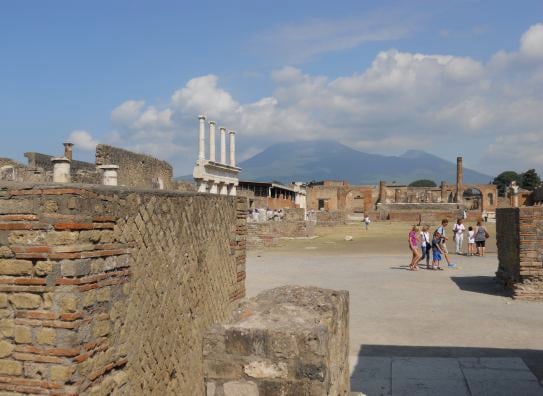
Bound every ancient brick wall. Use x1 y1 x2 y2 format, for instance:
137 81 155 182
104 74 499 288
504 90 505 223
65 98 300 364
315 210 346 226
496 207 543 300
247 213 314 249
204 286 350 395
0 182 246 394
95 145 173 190
24 153 96 174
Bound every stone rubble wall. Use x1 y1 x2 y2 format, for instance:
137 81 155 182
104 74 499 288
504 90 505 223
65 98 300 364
246 220 314 249
0 182 246 394
95 145 173 190
496 207 543 300
203 286 350 396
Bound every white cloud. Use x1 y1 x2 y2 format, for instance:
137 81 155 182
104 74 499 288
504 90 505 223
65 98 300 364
67 130 98 151
108 23 543 176
520 23 543 59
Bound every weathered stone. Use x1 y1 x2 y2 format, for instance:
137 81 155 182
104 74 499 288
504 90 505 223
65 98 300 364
9 293 41 309
0 259 33 276
8 230 45 245
223 381 258 396
59 295 78 312
96 287 111 302
35 261 53 276
0 294 7 309
14 326 32 344
50 365 74 381
93 320 110 337
0 319 14 338
0 199 33 214
36 328 56 345
45 231 79 245
0 341 14 358
60 259 91 277
0 247 14 258
243 360 288 379
0 358 22 375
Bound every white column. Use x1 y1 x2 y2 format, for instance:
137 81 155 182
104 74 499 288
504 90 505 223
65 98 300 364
197 181 207 193
219 183 228 195
220 127 226 164
209 182 218 194
228 184 237 196
51 157 71 183
98 165 119 186
229 130 236 167
198 115 206 161
209 121 216 162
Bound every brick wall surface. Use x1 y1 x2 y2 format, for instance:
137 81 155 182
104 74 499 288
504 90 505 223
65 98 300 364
203 286 350 396
247 220 314 249
496 207 543 300
0 182 246 394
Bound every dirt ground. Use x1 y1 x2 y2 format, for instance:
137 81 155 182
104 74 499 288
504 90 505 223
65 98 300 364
272 221 497 256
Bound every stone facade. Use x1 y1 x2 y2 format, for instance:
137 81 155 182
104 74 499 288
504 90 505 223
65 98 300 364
496 207 543 300
95 144 173 190
0 182 246 394
203 286 350 396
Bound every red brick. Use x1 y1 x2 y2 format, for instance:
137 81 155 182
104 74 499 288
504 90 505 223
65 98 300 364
11 246 50 254
42 188 86 196
13 352 64 363
16 311 58 320
54 222 93 231
93 215 116 222
59 313 83 321
0 223 32 230
0 214 38 221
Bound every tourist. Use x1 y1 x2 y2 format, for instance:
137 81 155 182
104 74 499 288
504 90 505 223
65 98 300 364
467 226 476 256
419 225 432 269
363 214 371 230
474 220 489 256
408 225 421 271
431 231 444 270
453 219 466 255
436 219 456 268
462 209 468 220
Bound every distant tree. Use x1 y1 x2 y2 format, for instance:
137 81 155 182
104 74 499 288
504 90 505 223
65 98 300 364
493 171 520 196
520 169 541 191
409 179 437 187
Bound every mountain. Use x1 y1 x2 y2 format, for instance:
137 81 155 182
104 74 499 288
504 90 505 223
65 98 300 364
236 141 491 185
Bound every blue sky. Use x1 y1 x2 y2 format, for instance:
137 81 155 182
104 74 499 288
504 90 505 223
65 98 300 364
1 0 542 177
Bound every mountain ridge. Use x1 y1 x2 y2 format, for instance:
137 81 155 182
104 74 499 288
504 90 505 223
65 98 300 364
234 140 491 185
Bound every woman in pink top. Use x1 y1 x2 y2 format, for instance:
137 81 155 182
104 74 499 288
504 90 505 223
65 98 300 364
408 225 421 271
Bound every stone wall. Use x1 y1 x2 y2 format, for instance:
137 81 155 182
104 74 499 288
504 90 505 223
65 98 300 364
203 286 350 395
496 207 543 300
24 152 96 174
95 145 173 190
0 182 246 394
315 210 346 226
247 209 313 249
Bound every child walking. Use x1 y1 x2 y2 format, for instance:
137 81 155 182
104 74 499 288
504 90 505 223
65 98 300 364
468 226 476 256
431 231 444 270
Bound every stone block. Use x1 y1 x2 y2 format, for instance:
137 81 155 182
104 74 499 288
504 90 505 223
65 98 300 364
14 326 32 344
0 319 14 338
0 358 22 375
34 261 53 276
36 328 56 345
223 380 258 396
8 293 41 309
204 286 349 395
59 295 78 312
0 259 33 276
0 294 7 308
0 340 14 357
50 365 74 381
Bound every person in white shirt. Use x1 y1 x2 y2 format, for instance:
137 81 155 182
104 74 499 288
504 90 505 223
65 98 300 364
419 225 432 269
453 218 466 254
467 226 476 256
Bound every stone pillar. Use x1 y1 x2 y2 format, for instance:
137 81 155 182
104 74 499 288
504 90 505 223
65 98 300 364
229 130 236 167
440 181 447 203
228 184 237 196
220 127 226 164
197 181 207 193
198 115 206 161
209 121 216 162
394 189 401 203
98 165 119 186
219 183 228 195
209 182 218 194
379 181 386 203
456 156 463 203
51 157 71 183
63 142 73 161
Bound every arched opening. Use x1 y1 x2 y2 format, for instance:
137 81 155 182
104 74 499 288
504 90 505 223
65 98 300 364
463 188 482 210
487 192 494 206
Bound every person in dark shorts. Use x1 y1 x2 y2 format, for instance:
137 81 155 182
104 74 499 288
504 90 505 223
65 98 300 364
474 220 489 256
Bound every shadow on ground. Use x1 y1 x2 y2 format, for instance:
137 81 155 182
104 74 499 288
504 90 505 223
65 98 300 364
450 275 512 297
351 345 543 395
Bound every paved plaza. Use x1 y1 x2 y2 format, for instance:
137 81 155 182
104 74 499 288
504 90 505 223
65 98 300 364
246 243 543 395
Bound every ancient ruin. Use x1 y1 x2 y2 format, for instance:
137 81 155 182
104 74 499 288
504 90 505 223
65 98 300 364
192 115 241 196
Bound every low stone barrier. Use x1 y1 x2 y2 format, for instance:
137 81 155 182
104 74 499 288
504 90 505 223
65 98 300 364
203 285 350 395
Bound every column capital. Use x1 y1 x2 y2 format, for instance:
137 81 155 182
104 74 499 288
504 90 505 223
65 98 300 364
209 120 216 125
219 126 226 131
229 130 236 135
198 115 206 120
